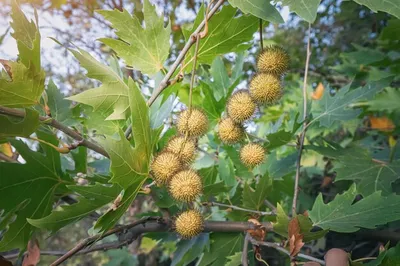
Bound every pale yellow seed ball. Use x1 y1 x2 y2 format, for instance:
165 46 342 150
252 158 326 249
150 151 182 185
249 73 282 104
257 45 290 76
169 169 203 202
218 117 244 144
165 136 197 164
177 108 209 138
175 210 204 239
227 90 256 123
240 143 265 167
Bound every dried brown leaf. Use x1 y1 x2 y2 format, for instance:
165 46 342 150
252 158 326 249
288 218 305 257
247 218 266 241
22 239 40 266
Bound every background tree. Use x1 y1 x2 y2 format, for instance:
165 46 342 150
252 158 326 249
0 0 399 265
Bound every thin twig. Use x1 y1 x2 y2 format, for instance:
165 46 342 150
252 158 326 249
291 23 311 215
188 34 201 110
0 106 109 158
259 19 264 50
4 241 128 260
264 200 277 213
50 217 160 266
0 152 18 163
51 218 273 265
250 238 326 265
124 0 226 138
197 147 218 161
205 202 275 216
242 233 250 266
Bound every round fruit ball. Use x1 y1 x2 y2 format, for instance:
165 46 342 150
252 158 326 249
177 108 209 138
240 143 265 168
165 136 197 164
169 169 203 203
175 209 204 239
227 90 256 123
249 73 282 104
150 151 182 185
218 117 244 144
257 45 290 76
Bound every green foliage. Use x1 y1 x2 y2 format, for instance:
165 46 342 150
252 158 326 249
273 203 290 237
281 0 320 22
242 174 272 211
46 80 75 126
228 0 283 24
183 4 259 72
309 185 400 232
28 183 121 233
310 77 393 127
0 131 72 251
366 88 400 113
353 0 400 18
0 109 39 139
66 49 130 120
98 0 170 76
198 233 243 266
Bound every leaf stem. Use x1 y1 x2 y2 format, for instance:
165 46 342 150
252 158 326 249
204 201 276 216
291 23 312 215
250 238 326 265
259 19 264 50
0 106 109 158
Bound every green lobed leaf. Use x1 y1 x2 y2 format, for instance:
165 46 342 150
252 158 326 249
296 214 328 242
0 60 45 108
172 234 209 266
225 252 243 266
94 177 146 234
203 181 232 199
264 130 294 150
353 0 400 19
83 106 124 137
46 80 76 126
242 174 272 211
66 48 129 120
0 108 39 139
281 0 320 22
309 184 400 233
334 147 400 196
208 56 230 101
311 77 393 127
273 203 289 237
266 152 297 180
366 87 400 113
198 233 243 266
0 131 72 251
183 4 259 72
28 183 121 233
228 0 283 23
97 0 171 76
10 1 41 70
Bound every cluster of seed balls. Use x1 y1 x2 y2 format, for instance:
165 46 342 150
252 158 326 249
150 108 209 238
218 45 290 168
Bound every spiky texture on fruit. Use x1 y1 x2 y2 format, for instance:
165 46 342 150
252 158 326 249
150 151 182 185
177 108 209 138
165 136 197 164
174 210 204 239
257 45 290 76
169 169 203 202
218 117 244 144
240 143 265 168
249 73 282 104
227 90 256 123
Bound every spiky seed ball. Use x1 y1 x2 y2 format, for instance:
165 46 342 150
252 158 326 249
240 143 265 168
177 108 209 138
257 45 290 76
169 169 203 202
165 136 197 164
150 151 182 185
218 117 244 144
227 90 256 123
175 210 204 239
249 73 282 104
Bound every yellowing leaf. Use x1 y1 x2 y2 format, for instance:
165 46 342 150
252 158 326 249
369 116 395 132
97 0 170 76
0 143 13 157
311 82 324 100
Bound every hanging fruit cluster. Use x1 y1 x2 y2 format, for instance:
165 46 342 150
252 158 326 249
150 108 208 239
219 45 290 168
